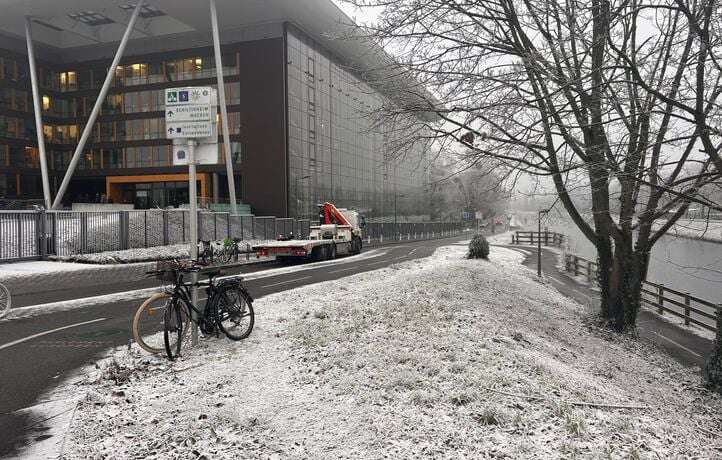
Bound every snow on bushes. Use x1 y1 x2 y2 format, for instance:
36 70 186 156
467 233 490 259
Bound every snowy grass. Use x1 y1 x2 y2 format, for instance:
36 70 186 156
39 244 722 458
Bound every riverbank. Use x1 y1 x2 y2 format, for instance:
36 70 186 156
27 243 722 458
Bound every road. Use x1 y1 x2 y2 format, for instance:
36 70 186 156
0 234 468 458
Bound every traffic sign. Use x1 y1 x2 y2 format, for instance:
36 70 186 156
165 87 216 140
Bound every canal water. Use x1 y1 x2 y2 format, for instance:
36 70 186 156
547 220 722 305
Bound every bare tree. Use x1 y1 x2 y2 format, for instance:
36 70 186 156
343 0 722 334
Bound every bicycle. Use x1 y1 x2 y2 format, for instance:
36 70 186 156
0 282 11 320
159 260 254 361
198 240 214 265
215 237 243 264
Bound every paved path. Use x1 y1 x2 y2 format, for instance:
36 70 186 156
499 244 714 368
0 234 469 458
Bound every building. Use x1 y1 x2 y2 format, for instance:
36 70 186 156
0 0 432 218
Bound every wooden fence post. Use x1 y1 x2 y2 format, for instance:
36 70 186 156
586 261 592 283
657 284 664 315
684 293 691 326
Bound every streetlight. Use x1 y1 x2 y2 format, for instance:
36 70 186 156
537 208 550 277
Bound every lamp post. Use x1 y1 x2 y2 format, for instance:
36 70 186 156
537 208 550 277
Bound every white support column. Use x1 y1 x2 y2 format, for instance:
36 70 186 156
25 17 51 209
210 0 238 215
52 1 144 209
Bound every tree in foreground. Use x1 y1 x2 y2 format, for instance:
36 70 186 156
343 0 722 332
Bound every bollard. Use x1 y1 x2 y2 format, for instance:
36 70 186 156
657 284 664 315
684 293 691 326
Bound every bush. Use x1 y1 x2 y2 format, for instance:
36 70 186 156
467 234 490 259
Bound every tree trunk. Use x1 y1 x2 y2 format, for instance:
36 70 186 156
603 242 644 331
704 311 722 393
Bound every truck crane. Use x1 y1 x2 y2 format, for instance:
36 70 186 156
253 202 365 261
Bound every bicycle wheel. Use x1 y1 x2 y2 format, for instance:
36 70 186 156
163 300 185 360
218 246 233 264
0 283 11 320
215 285 254 340
132 293 176 354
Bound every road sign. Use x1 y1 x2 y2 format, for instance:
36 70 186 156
172 138 218 166
165 87 216 140
166 121 213 139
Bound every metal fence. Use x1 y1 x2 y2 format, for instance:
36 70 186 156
564 253 720 334
0 210 468 263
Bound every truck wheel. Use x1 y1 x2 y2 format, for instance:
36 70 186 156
312 247 324 262
351 236 362 255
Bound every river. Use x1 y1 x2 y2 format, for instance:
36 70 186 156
546 220 722 305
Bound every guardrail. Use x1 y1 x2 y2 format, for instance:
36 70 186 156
564 253 720 334
511 231 565 247
0 209 469 263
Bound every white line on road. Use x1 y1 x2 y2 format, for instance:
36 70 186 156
0 317 107 351
366 260 388 266
651 331 702 358
408 248 419 256
260 276 312 289
327 267 358 274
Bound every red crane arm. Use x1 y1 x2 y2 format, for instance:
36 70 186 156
320 202 351 226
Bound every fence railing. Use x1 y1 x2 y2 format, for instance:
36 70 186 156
511 231 565 247
564 253 720 334
0 210 469 263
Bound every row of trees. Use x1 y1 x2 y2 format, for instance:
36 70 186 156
342 0 722 388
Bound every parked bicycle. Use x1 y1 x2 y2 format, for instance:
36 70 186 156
133 260 254 358
215 237 243 264
0 282 11 320
198 240 214 265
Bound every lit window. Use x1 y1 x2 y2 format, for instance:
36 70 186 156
42 96 51 111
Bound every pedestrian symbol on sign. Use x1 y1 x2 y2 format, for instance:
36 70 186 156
167 92 178 103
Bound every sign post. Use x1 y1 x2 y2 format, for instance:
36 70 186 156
165 87 217 347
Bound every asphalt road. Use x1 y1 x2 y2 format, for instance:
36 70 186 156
0 234 469 458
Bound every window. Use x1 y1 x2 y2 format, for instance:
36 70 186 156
59 71 77 91
42 95 51 111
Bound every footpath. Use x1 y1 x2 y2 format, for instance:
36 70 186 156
494 240 715 368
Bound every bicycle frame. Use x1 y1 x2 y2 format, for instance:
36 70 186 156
169 271 219 325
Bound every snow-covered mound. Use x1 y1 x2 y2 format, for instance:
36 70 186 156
32 244 722 458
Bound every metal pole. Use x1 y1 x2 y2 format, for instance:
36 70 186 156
24 17 51 209
188 139 199 346
537 211 542 277
210 0 238 215
52 0 144 209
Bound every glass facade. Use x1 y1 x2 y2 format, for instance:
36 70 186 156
0 50 243 204
286 25 430 220
1 25 430 216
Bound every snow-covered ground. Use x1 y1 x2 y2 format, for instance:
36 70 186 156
24 243 722 458
51 240 272 264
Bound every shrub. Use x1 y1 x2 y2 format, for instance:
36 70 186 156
467 234 490 260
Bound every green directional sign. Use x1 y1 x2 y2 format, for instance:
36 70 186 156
166 91 178 103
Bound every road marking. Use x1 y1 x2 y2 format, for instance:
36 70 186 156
260 276 312 289
651 331 702 358
366 260 388 266
0 318 107 352
328 267 357 274
408 248 419 256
